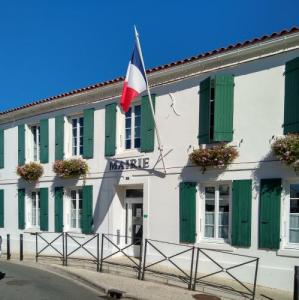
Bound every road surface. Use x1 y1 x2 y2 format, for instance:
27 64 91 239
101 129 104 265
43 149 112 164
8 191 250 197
0 261 105 299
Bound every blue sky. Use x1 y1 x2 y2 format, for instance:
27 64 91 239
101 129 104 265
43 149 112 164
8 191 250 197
0 0 298 111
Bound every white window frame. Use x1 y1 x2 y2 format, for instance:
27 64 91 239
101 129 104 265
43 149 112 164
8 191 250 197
281 180 299 249
199 182 231 244
124 103 141 151
65 188 83 233
26 124 40 162
65 115 84 158
26 190 40 229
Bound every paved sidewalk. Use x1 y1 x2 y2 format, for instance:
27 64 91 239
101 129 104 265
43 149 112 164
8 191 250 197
0 256 293 300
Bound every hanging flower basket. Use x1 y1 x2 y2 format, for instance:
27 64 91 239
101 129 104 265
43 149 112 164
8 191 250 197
53 158 89 178
272 134 299 172
17 162 44 182
189 143 238 173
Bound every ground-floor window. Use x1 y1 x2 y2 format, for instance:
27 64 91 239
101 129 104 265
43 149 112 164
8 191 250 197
70 189 82 231
289 184 299 244
203 183 230 241
28 191 40 228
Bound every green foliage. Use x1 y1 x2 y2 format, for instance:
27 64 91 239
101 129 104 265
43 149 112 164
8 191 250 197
53 158 89 178
17 162 44 182
189 143 238 173
272 134 299 171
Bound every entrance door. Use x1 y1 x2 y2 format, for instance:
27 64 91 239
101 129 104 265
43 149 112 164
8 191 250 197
125 189 143 257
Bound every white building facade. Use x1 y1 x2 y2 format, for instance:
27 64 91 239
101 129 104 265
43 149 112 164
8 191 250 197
0 28 299 291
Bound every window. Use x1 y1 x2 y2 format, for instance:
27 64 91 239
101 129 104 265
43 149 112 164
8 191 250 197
30 125 40 161
203 184 230 240
70 189 82 230
29 191 40 228
289 184 299 244
72 117 84 156
125 104 141 150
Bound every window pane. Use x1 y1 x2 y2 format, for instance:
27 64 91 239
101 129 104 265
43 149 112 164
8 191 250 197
126 189 143 198
290 230 299 243
219 185 229 197
125 140 131 150
205 187 215 238
290 214 299 228
291 199 299 213
134 138 141 148
219 226 229 239
134 105 141 115
125 117 131 128
290 184 299 198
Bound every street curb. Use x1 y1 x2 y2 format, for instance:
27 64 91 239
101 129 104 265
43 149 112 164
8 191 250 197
2 259 140 300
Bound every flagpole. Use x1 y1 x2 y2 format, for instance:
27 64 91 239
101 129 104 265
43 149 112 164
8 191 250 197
134 26 167 175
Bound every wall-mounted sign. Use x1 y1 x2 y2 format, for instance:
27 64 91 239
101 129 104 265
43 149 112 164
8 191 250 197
109 158 150 171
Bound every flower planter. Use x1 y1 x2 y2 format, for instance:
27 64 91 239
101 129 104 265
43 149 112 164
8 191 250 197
53 158 89 178
189 143 238 173
17 162 44 183
272 134 299 172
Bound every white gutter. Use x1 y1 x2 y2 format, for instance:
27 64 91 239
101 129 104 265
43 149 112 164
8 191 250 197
1 31 299 125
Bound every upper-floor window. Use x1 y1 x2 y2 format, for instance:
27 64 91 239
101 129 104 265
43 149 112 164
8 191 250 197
125 104 141 150
203 184 230 241
289 184 299 244
72 116 84 156
30 125 40 162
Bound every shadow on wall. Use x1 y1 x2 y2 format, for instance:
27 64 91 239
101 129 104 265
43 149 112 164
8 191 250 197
93 160 123 233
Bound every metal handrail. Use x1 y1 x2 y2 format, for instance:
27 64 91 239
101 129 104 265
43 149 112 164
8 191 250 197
193 247 259 299
141 238 195 290
65 232 99 271
100 234 143 279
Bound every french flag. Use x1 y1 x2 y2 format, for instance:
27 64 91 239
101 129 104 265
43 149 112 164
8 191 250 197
120 41 147 112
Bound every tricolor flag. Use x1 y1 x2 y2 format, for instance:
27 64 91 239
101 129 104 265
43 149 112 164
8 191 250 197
120 40 147 112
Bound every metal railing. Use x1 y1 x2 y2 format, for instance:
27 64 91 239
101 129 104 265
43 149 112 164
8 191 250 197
34 232 65 264
193 247 259 299
141 239 195 290
100 234 143 279
65 232 99 271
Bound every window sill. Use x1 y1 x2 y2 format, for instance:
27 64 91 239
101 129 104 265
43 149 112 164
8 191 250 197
195 240 234 252
277 247 299 257
24 228 40 234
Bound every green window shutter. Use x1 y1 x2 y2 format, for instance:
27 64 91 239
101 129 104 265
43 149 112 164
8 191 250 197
40 119 49 163
198 77 210 144
231 180 252 247
40 188 49 231
141 95 155 152
55 187 63 233
213 75 234 142
0 190 4 228
83 108 94 159
0 129 4 169
259 178 282 250
18 125 25 166
284 57 299 134
82 185 93 234
55 116 64 160
18 189 25 230
179 182 196 243
105 103 117 156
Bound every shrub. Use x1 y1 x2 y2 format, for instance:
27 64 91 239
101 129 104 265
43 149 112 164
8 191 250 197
53 158 89 178
17 162 43 182
272 134 299 171
189 143 238 173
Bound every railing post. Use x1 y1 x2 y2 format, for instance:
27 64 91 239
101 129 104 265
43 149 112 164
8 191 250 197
20 234 23 261
6 234 10 260
188 247 195 290
252 258 259 300
35 233 38 262
62 232 65 266
137 239 143 280
192 248 200 290
294 265 299 300
100 234 104 272
96 233 100 272
141 239 148 280
65 233 68 266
